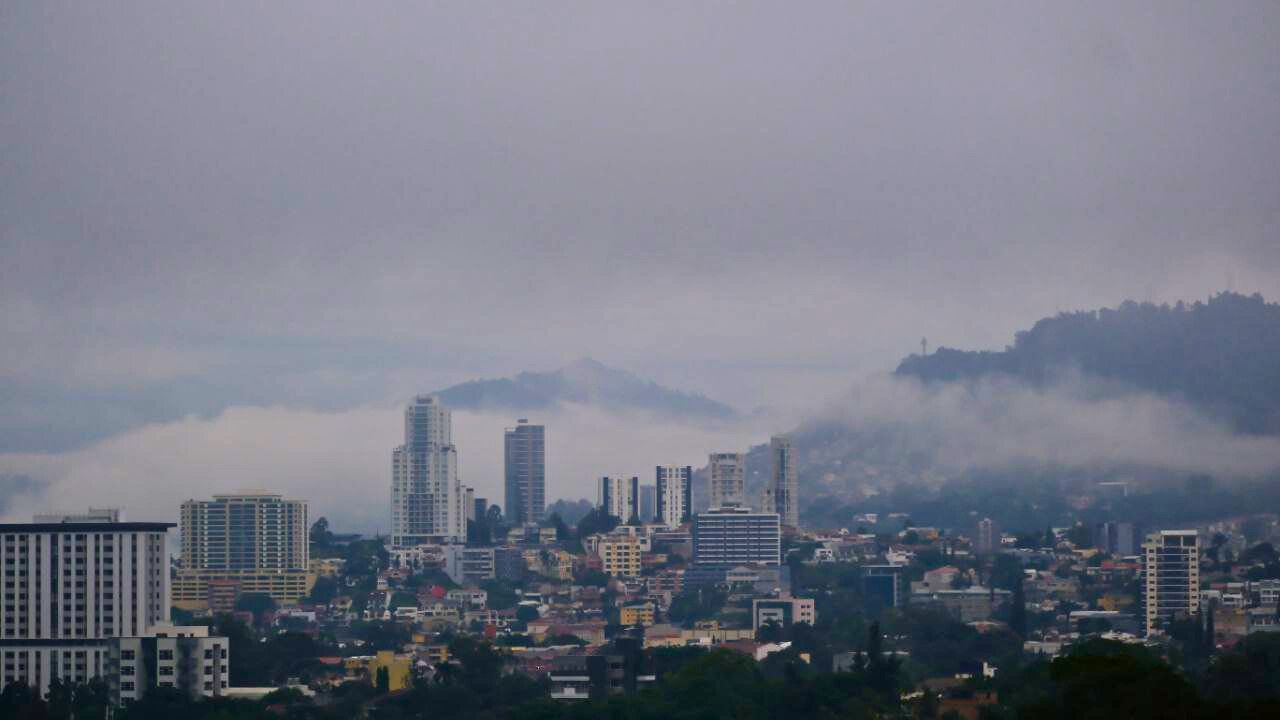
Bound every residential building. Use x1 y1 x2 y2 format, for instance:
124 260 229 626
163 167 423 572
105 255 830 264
599 476 639 522
442 546 525 585
708 453 745 509
392 395 465 547
108 624 230 704
1095 522 1140 557
1142 530 1200 636
619 603 656 627
343 650 413 691
173 491 310 610
597 536 642 578
655 466 693 528
692 507 781 567
548 636 653 701
762 436 799 528
504 420 546 527
752 597 816 631
909 586 1011 622
0 511 173 696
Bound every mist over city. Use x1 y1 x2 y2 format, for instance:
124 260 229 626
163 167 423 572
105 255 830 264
2 3 1280 718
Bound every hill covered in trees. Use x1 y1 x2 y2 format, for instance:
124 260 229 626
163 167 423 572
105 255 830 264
895 292 1280 434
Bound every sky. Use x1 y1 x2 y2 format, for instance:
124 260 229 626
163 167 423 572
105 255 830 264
3 3 1280 527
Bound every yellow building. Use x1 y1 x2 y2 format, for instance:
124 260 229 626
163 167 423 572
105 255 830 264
310 557 346 577
344 650 413 692
620 603 655 627
173 569 314 610
598 536 642 578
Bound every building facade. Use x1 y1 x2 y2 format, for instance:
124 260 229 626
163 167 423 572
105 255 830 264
108 624 229 703
504 420 546 527
0 512 173 696
762 436 799 528
1142 529 1200 636
707 453 745 509
655 466 693 529
752 597 816 630
392 396 465 547
862 565 906 609
599 476 639 522
691 507 781 566
597 536 642 578
974 518 999 554
174 491 310 610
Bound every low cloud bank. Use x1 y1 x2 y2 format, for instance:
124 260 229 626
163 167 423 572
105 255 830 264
0 403 776 532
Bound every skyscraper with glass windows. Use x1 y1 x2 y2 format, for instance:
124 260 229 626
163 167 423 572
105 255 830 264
504 419 545 526
762 435 799 528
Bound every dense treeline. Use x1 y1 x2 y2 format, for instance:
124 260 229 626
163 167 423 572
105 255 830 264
896 292 1280 434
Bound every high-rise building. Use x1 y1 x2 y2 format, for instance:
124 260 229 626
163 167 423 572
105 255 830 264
504 419 546 527
762 436 799 528
0 511 174 696
655 466 693 528
692 506 781 566
392 396 464 547
109 624 230 703
1094 521 1140 556
1141 530 1200 636
708 452 745 509
599 476 639 521
638 485 657 524
173 491 310 609
974 518 999 554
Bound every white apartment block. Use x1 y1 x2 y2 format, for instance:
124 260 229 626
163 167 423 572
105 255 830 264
1142 530 1200 636
109 623 230 703
0 512 173 696
655 466 693 529
392 396 465 547
708 453 745 509
599 476 639 521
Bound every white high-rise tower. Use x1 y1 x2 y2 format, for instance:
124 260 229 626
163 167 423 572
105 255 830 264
392 396 464 547
708 452 745 509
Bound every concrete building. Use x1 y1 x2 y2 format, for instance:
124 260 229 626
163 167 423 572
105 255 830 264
174 491 310 610
392 396 465 547
343 650 413 691
762 436 799 528
638 485 657 525
692 507 781 567
910 586 1011 622
442 545 525 585
108 624 230 704
707 453 745 509
752 597 816 631
548 636 653 701
599 476 639 522
974 518 999 555
862 565 906 610
0 511 174 696
597 536 643 578
504 420 546 527
1095 522 1140 557
1142 530 1200 636
655 466 693 528
619 603 656 627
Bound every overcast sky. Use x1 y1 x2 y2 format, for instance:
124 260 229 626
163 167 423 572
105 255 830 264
3 2 1280 460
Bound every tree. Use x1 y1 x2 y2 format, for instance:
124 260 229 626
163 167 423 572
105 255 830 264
1010 574 1028 639
310 516 334 545
376 665 391 694
235 591 276 619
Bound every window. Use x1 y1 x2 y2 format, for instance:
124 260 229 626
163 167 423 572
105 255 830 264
120 650 135 660
120 666 134 676
158 666 173 676
121 682 134 692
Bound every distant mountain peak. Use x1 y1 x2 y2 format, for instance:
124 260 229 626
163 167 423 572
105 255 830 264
433 360 738 420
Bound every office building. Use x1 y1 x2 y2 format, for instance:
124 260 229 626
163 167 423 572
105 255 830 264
862 565 906 609
599 476 639 522
1142 530 1200 636
762 436 798 528
173 491 310 609
691 506 781 566
0 511 173 696
392 396 465 547
504 420 546 527
108 624 229 703
1095 522 1140 557
974 518 999 554
708 452 745 509
638 485 657 524
655 466 693 529
752 597 816 631
472 497 489 524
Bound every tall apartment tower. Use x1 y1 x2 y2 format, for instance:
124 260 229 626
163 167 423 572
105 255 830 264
392 396 464 547
708 452 745 509
762 436 799 528
600 476 640 522
173 491 310 609
504 419 546 526
1141 530 1200 636
655 466 693 528
0 510 174 696
975 518 999 554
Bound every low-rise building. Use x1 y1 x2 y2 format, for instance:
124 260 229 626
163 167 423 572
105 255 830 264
619 603 656 628
752 597 816 631
344 650 414 692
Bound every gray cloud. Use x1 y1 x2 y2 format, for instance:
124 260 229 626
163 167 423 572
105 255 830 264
2 2 1279 451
